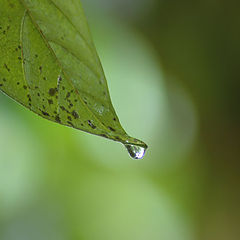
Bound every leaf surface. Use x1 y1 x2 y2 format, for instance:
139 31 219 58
0 0 147 151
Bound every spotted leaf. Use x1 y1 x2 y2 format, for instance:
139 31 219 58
0 0 147 157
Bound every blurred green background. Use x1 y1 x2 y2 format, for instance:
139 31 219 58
0 0 239 239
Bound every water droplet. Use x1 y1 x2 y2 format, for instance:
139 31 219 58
124 144 147 160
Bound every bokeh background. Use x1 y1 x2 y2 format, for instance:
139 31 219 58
1 0 239 239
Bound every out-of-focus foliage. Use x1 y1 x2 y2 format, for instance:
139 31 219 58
0 0 239 240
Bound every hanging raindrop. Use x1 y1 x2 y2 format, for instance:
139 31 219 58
124 144 147 160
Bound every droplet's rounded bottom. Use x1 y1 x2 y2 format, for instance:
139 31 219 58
124 144 147 160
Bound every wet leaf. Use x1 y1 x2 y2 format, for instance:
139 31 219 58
0 0 147 155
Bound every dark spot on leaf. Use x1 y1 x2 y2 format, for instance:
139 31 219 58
27 94 31 102
60 106 70 114
100 134 108 138
108 126 116 132
60 106 66 111
41 110 49 116
71 110 79 119
67 121 74 127
48 99 53 105
55 115 61 123
88 120 96 129
4 64 10 72
49 88 57 96
65 92 71 99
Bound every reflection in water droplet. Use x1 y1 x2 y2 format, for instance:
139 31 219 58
124 144 147 160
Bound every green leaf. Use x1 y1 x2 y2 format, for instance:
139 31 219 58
0 0 147 158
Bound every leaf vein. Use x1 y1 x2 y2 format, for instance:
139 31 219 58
47 0 97 61
20 10 32 104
